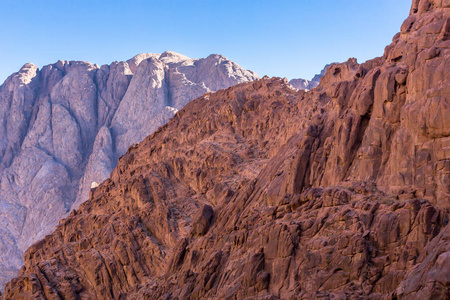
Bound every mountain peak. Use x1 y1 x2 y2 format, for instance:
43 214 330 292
16 63 38 84
159 50 191 60
0 51 258 290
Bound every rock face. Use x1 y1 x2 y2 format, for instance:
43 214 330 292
0 52 258 288
289 64 331 90
3 0 450 299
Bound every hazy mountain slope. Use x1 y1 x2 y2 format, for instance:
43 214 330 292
289 64 331 90
0 52 258 288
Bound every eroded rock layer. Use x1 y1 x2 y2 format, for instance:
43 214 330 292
2 0 449 299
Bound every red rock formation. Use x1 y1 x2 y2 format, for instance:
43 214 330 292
2 0 449 299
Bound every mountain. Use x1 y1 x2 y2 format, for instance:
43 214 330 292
0 51 258 288
2 0 450 298
289 64 331 90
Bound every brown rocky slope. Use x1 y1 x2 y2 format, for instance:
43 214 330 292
2 0 449 299
0 51 258 288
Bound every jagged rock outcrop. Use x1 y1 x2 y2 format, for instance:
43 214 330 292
0 52 258 288
289 64 331 90
2 0 450 299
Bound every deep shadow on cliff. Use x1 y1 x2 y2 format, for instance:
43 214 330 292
2 0 449 299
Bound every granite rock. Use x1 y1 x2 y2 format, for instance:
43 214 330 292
2 0 450 298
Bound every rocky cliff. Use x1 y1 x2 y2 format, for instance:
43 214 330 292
0 52 258 288
2 0 450 299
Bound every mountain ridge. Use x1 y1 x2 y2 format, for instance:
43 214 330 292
2 0 450 298
289 64 331 90
0 51 259 289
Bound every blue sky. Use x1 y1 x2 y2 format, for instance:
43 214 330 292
0 0 411 84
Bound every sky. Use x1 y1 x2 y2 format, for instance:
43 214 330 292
0 0 412 84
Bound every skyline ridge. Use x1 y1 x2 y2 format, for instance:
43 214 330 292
0 0 411 84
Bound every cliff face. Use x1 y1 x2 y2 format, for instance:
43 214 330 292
0 52 258 288
2 0 450 299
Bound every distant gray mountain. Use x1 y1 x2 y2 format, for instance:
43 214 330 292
0 51 258 288
289 64 332 90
